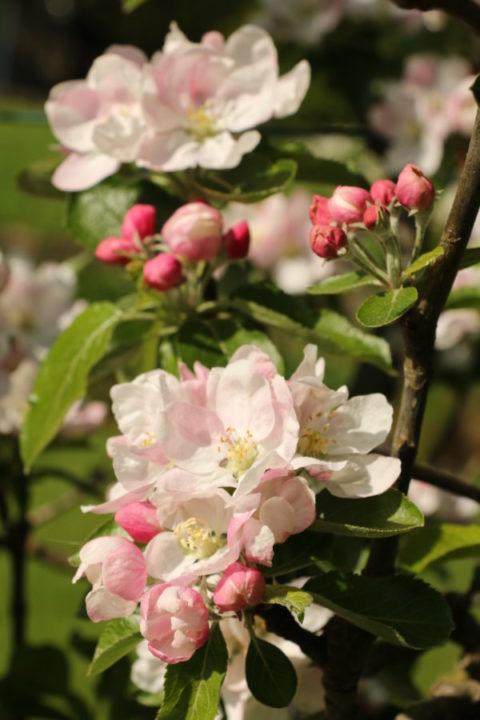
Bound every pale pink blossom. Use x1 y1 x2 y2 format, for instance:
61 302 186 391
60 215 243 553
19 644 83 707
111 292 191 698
46 46 147 191
435 267 480 350
115 501 161 543
73 536 146 622
228 467 316 566
290 345 401 497
162 202 223 261
138 23 310 172
140 582 209 663
213 562 266 611
144 471 241 581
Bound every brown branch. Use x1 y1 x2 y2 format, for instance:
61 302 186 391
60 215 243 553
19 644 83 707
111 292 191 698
412 463 480 504
322 109 480 719
390 0 480 33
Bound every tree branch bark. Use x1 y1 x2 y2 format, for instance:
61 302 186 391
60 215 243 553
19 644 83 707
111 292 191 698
322 108 480 719
390 0 480 34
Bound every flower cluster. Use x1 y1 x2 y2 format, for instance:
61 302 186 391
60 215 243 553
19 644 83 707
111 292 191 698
309 163 435 282
94 201 250 293
45 24 310 191
74 344 400 663
0 254 106 435
369 55 476 174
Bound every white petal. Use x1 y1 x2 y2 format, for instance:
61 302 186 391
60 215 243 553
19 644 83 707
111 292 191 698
274 60 311 118
318 453 401 498
52 152 119 191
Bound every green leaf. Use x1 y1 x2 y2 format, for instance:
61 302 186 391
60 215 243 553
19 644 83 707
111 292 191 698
458 247 480 270
445 285 480 310
67 176 177 249
263 531 332 577
175 319 226 370
20 303 122 470
88 617 141 676
121 0 148 11
311 488 424 538
156 623 227 720
265 139 368 188
192 155 297 204
230 284 393 373
305 572 453 649
399 523 480 573
402 247 444 278
246 637 297 708
308 271 379 295
356 287 418 328
264 585 312 622
17 157 63 199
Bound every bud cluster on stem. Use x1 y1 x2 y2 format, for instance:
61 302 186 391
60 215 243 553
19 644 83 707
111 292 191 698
308 163 436 287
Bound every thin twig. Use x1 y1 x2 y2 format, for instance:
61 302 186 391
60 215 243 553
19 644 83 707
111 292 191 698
26 539 72 571
412 464 480 504
390 0 480 33
27 489 82 527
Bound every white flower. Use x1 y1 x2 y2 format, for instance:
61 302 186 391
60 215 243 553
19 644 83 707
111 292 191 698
138 23 310 172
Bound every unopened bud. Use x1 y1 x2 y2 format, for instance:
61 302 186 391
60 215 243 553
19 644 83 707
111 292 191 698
328 186 371 225
309 194 332 225
162 202 223 261
363 204 390 230
115 502 161 543
213 562 266 612
395 164 435 211
310 224 347 259
122 204 156 242
143 253 183 291
370 179 396 207
95 237 137 265
224 221 250 259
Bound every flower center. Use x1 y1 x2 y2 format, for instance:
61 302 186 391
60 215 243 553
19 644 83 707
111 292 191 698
218 427 259 477
140 432 156 449
297 413 337 458
187 103 217 140
173 517 225 559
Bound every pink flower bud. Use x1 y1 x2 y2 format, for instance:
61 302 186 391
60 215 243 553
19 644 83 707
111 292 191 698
162 202 223 261
115 501 161 543
328 186 371 225
122 204 156 241
224 221 250 259
213 562 266 612
309 194 332 225
395 164 435 211
370 179 396 207
95 237 137 265
140 583 209 663
310 225 347 259
363 204 389 230
143 253 183 291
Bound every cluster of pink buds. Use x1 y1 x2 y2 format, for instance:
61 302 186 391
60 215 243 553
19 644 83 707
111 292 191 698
309 164 435 283
95 201 250 293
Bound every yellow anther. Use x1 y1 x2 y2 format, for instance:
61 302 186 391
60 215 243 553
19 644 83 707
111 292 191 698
173 517 225 559
187 103 217 140
218 428 258 477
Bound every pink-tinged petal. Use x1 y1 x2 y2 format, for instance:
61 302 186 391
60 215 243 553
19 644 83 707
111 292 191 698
214 562 266 612
258 496 295 543
242 518 275 566
102 541 147 600
318 454 401 498
105 44 148 67
328 394 393 454
144 533 189 581
274 60 311 118
75 536 127 575
196 131 261 170
227 508 256 548
45 81 100 153
86 587 138 622
81 482 152 515
115 502 161 543
52 152 120 192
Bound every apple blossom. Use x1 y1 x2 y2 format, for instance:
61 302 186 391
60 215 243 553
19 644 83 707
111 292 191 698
435 267 480 350
140 582 209 663
213 562 266 612
363 204 389 231
161 201 223 261
73 536 146 622
114 501 161 543
143 254 183 291
395 164 435 211
309 194 332 225
138 23 310 172
328 186 372 225
310 224 347 259
290 345 401 497
46 46 147 191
